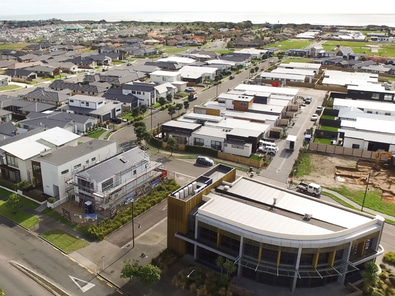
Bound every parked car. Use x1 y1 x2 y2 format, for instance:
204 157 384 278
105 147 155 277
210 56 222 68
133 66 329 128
185 87 196 93
304 97 312 104
196 156 214 166
110 117 122 124
316 106 323 114
311 114 319 121
188 93 198 101
258 146 277 156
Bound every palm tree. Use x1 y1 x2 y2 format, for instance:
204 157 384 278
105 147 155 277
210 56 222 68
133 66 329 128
361 261 379 293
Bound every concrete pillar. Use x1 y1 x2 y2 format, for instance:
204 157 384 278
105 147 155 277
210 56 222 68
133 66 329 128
291 248 302 293
338 242 352 284
237 236 244 279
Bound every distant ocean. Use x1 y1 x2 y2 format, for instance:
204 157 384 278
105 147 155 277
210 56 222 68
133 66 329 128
2 11 395 27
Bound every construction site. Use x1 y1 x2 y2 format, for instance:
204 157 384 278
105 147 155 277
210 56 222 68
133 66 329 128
334 151 395 203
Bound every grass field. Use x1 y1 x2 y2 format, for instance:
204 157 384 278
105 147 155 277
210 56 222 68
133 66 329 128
0 200 39 229
0 43 28 50
0 85 20 91
322 41 395 57
41 229 89 253
271 39 314 51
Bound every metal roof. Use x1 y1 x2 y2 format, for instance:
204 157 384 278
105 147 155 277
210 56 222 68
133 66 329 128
0 127 80 160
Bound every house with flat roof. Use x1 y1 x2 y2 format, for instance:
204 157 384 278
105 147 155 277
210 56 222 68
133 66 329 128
36 139 117 201
63 94 122 122
168 164 384 292
0 127 80 183
74 147 165 212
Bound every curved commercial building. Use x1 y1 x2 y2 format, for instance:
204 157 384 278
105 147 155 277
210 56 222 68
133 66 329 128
167 164 384 292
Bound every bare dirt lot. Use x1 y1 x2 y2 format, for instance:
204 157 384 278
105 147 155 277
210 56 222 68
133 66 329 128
302 153 395 202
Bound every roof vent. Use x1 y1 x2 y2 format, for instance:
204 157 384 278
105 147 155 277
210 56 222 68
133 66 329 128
224 185 230 191
303 213 313 221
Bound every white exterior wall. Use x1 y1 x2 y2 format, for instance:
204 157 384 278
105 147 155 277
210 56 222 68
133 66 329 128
41 142 117 199
68 97 105 110
122 89 153 106
189 134 224 150
223 142 252 157
343 137 366 150
150 73 180 84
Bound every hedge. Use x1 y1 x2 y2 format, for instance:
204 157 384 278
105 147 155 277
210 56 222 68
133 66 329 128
83 179 180 240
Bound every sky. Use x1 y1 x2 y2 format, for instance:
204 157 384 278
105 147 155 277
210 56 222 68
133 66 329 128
0 0 394 17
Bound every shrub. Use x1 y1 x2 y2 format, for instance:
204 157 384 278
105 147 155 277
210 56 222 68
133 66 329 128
47 197 56 203
384 252 395 266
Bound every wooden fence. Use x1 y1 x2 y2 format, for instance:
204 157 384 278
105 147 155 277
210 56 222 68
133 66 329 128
308 143 376 160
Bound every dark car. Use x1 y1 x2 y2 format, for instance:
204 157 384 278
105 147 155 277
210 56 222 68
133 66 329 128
196 156 214 166
110 117 122 124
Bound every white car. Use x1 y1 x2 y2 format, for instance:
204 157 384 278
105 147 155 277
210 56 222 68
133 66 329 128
311 114 319 121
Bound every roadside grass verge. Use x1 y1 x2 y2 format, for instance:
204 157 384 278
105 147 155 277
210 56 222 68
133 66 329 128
293 149 312 177
328 186 395 217
41 229 88 253
0 200 39 229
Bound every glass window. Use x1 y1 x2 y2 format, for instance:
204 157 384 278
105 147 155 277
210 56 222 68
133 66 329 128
194 138 204 146
211 140 222 150
61 169 69 175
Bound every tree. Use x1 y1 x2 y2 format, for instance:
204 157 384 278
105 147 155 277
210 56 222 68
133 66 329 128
168 105 176 119
131 107 140 118
175 103 183 115
167 137 177 156
183 100 189 111
139 264 161 286
121 259 140 280
361 261 379 293
166 93 173 103
158 97 166 106
216 256 225 276
223 259 236 278
6 193 22 213
140 105 148 114
120 260 161 286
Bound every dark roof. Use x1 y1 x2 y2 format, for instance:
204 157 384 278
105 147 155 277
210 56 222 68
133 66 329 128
49 79 103 95
220 52 251 63
122 83 156 92
24 87 68 103
0 122 17 136
102 88 138 106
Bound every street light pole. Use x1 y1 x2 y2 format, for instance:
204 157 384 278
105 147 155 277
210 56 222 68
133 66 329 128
132 198 135 248
361 172 370 212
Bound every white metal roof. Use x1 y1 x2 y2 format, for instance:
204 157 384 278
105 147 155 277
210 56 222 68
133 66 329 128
200 193 332 237
260 72 306 82
334 98 395 113
339 128 395 145
198 178 374 238
277 62 321 71
0 127 80 160
234 84 299 97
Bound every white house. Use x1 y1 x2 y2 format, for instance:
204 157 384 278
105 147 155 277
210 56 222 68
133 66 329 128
149 70 181 84
38 139 117 201
0 127 80 183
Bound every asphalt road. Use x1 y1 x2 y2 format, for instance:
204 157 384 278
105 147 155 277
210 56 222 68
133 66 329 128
0 216 116 296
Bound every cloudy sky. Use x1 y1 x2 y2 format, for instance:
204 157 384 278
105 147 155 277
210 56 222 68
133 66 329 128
0 0 394 16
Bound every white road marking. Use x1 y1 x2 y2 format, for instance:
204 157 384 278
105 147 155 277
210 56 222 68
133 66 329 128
69 275 95 292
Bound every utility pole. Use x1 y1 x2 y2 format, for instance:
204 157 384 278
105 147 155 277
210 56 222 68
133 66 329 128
361 172 370 212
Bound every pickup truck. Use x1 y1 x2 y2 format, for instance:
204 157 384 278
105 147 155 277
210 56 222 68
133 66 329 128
297 182 322 197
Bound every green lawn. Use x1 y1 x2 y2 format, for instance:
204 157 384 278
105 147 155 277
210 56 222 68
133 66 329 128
86 128 106 139
0 188 39 209
294 150 312 177
322 41 395 57
320 126 338 132
0 200 39 229
0 85 20 91
0 43 28 50
272 39 314 51
314 138 332 145
41 229 88 253
328 186 395 218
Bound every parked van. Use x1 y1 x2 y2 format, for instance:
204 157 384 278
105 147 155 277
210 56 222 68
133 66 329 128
258 146 277 156
258 140 278 152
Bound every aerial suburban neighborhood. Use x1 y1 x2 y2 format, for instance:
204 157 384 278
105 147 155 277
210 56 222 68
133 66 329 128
1 17 395 296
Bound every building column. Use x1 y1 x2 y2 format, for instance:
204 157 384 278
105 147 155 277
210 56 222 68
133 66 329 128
193 214 199 260
291 247 302 293
237 235 244 279
338 242 352 284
